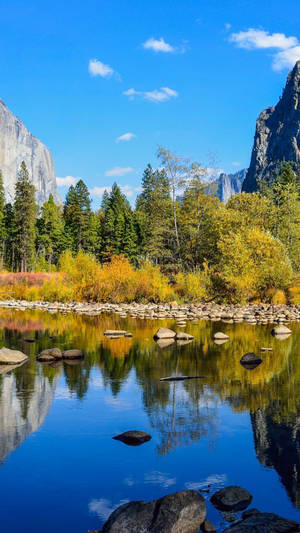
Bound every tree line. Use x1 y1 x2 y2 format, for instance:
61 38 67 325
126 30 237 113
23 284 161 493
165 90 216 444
0 149 299 302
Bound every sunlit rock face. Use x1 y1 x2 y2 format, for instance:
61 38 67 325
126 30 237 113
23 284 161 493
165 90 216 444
0 99 61 205
251 407 300 508
216 169 247 203
243 60 300 192
0 371 58 464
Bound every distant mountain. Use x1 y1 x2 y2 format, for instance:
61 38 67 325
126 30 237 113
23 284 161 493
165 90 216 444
0 99 60 205
214 169 247 203
243 60 300 192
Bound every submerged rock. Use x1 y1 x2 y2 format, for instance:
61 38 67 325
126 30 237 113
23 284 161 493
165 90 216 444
211 486 252 511
0 347 28 365
113 430 152 446
154 327 176 340
226 512 299 532
102 490 206 532
240 353 262 370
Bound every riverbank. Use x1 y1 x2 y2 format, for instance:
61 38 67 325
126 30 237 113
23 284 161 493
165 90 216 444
0 299 299 324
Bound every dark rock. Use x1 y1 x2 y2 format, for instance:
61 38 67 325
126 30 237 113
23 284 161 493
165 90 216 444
62 349 83 359
240 353 262 370
242 508 260 519
226 512 299 532
113 430 152 446
210 486 252 511
102 490 206 532
243 60 300 192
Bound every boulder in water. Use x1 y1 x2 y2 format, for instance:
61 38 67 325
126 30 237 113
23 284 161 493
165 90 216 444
0 347 28 365
113 430 152 446
102 490 206 532
211 486 252 511
154 327 176 340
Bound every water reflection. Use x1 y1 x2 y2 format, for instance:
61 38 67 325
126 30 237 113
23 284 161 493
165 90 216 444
0 308 299 513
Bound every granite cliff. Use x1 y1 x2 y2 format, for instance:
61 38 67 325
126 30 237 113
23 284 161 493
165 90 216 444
215 169 247 203
0 99 60 205
243 60 300 192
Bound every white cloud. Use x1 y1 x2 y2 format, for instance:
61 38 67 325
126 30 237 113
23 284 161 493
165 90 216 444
229 28 298 50
105 166 134 177
89 184 141 199
225 23 231 31
88 59 114 78
229 28 300 71
123 86 178 103
232 161 241 167
116 132 136 143
143 37 174 53
144 471 177 488
89 498 129 520
272 46 300 71
56 176 79 187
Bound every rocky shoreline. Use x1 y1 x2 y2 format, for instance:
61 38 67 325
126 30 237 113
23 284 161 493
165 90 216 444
0 299 299 325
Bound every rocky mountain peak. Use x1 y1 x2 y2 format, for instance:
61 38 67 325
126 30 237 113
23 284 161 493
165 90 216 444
0 99 61 205
242 61 300 192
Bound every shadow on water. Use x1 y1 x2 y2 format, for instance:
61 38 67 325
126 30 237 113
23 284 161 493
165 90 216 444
0 308 300 528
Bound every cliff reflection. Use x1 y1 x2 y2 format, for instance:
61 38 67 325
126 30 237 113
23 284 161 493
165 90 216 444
0 308 299 505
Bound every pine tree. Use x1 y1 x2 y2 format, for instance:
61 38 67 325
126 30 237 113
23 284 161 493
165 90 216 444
14 161 37 271
36 194 66 265
0 170 6 268
99 183 138 261
3 203 14 269
63 179 98 253
135 164 172 263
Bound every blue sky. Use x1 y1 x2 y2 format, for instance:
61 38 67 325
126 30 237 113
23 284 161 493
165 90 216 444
1 0 300 206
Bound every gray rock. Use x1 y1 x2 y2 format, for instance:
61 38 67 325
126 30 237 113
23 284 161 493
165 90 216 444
272 325 292 336
154 327 176 340
62 349 84 359
37 348 62 362
0 99 60 205
210 486 252 511
243 61 300 192
113 430 152 446
102 490 206 532
213 332 229 340
0 347 28 365
226 512 299 532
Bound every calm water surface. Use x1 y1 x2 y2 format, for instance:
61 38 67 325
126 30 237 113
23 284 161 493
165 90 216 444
0 309 299 532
